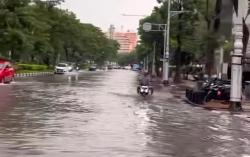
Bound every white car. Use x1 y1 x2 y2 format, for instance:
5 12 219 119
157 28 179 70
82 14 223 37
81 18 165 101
124 66 131 70
54 63 72 74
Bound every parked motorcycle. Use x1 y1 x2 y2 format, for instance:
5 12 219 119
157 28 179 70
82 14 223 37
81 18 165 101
204 84 230 102
186 78 231 105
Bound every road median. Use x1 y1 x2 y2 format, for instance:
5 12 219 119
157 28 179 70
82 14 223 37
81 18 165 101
15 71 53 77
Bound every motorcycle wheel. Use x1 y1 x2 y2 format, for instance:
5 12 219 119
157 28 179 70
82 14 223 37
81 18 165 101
137 87 140 94
203 92 213 103
150 88 154 95
141 92 147 97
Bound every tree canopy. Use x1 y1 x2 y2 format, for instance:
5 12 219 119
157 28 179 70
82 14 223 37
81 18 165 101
135 0 232 81
0 0 119 66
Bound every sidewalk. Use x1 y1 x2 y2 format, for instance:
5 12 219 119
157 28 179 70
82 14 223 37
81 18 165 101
153 77 250 113
151 77 196 90
202 100 250 112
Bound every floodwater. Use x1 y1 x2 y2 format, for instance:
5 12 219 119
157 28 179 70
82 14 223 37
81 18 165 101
0 70 250 157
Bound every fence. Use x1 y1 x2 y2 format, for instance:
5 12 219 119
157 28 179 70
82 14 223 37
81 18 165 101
15 72 53 78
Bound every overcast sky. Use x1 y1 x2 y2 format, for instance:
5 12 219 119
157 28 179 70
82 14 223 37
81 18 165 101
61 0 158 32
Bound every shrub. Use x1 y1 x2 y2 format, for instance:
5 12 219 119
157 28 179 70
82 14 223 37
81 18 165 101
17 64 48 71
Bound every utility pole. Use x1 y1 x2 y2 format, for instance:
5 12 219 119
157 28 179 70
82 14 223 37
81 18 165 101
143 57 146 72
142 0 190 85
152 42 157 76
163 0 171 85
146 55 149 72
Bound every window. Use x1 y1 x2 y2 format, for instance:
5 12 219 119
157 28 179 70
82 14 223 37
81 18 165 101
57 63 67 67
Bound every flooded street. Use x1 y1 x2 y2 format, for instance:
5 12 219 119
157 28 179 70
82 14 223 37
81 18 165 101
0 70 250 157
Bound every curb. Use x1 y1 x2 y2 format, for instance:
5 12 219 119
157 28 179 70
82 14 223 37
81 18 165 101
15 72 53 78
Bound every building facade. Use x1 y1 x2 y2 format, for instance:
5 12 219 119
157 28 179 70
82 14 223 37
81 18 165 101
111 32 138 54
107 25 138 54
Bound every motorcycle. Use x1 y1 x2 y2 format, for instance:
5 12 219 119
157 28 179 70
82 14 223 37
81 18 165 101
137 85 153 97
203 79 230 103
186 77 231 104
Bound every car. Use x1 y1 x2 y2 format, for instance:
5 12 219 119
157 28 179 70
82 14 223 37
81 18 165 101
124 66 131 70
101 66 108 71
107 65 113 70
67 62 75 72
54 63 72 74
89 65 97 71
0 59 15 84
132 64 140 71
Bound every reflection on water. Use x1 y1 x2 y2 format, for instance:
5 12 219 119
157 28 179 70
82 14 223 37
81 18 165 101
0 70 250 157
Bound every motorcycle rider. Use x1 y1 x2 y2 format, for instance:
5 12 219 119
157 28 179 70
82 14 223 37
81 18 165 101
140 72 151 86
137 72 153 94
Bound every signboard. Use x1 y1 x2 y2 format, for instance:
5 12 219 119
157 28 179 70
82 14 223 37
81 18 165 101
160 58 169 62
143 23 152 31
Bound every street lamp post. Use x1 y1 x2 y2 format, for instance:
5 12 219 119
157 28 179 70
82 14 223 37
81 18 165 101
162 0 171 85
143 0 190 85
152 42 157 76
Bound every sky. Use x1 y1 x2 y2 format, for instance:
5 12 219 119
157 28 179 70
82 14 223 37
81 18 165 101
61 0 158 32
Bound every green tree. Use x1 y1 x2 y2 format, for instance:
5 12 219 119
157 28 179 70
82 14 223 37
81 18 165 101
0 0 33 60
0 0 119 66
138 0 203 82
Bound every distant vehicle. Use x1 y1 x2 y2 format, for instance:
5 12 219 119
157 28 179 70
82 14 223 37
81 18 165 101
132 64 140 71
66 62 75 72
89 65 97 71
0 59 15 84
74 63 81 71
101 66 108 71
76 66 80 71
124 66 131 70
107 65 113 70
113 65 121 69
54 63 72 74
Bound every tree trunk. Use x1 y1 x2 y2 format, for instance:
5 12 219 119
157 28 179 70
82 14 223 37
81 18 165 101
10 48 15 61
205 45 215 76
206 0 211 30
31 55 35 63
43 56 50 66
64 47 69 62
204 0 215 76
175 38 182 82
174 5 183 83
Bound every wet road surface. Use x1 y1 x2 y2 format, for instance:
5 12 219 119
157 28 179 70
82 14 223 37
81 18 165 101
0 70 250 157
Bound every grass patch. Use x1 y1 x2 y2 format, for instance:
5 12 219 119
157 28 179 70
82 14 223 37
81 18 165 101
17 64 48 71
16 69 53 74
15 63 53 74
